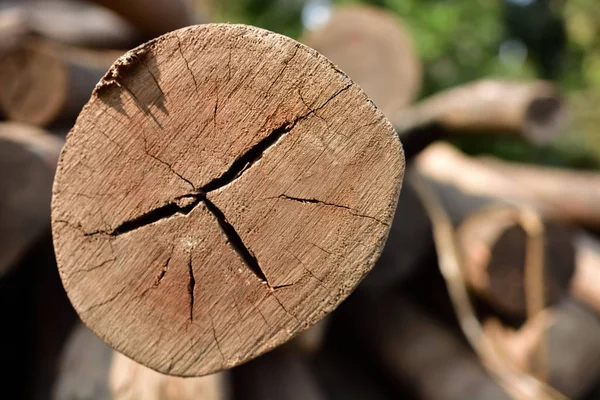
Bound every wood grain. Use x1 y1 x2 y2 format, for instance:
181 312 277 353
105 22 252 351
52 24 404 376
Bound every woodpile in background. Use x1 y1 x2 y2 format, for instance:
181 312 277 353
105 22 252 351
2 2 600 400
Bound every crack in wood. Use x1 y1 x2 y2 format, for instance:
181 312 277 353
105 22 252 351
276 194 388 226
201 118 298 193
187 253 195 321
202 196 269 284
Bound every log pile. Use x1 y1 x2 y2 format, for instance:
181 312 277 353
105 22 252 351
2 2 600 400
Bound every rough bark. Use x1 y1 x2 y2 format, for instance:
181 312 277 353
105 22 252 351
397 80 564 158
51 24 404 376
0 123 62 277
0 1 141 49
302 4 422 118
0 36 123 126
89 0 197 38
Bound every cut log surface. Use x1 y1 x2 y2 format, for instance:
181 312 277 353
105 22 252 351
52 24 404 377
302 5 422 118
0 37 122 126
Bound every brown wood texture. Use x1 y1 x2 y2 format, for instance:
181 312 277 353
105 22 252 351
90 0 197 38
0 123 62 277
0 37 123 126
302 5 422 118
415 142 600 228
52 24 404 376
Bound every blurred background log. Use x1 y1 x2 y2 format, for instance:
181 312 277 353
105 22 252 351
346 292 511 400
302 4 422 118
485 299 600 399
52 321 229 400
0 123 62 278
53 323 113 400
0 36 122 126
89 0 197 38
398 81 565 158
457 206 576 316
0 1 141 49
415 142 600 229
232 345 325 400
110 353 228 400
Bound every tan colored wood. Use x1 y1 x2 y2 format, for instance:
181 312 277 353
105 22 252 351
0 37 123 126
90 0 197 38
302 4 422 118
0 123 62 277
0 122 64 165
415 142 600 228
52 24 404 377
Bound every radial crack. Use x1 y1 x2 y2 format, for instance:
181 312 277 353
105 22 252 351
203 196 269 284
276 194 388 226
110 195 201 236
201 119 298 193
187 253 195 321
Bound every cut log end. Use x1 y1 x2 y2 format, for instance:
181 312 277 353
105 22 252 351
52 24 404 377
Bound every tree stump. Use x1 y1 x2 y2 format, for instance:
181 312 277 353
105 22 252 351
52 24 404 376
